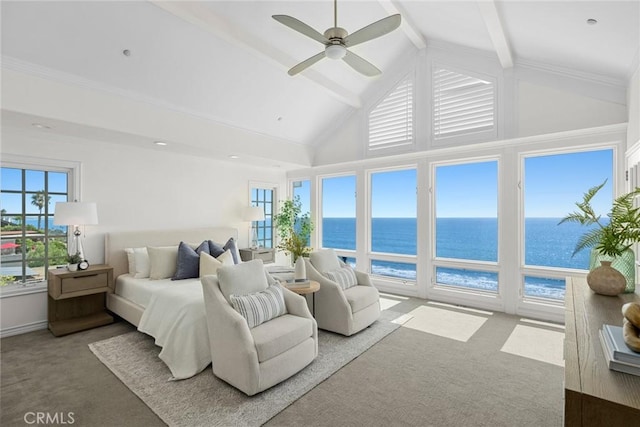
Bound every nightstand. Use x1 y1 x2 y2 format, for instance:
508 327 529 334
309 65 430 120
239 247 275 264
48 264 114 337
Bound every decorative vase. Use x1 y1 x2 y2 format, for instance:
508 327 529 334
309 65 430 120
294 256 306 280
590 248 636 293
586 260 626 296
67 263 78 272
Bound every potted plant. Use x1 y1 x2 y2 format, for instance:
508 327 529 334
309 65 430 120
560 180 640 293
66 251 82 272
273 196 314 264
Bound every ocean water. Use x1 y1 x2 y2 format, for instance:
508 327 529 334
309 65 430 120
323 217 596 300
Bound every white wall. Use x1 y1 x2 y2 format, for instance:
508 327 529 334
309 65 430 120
0 127 287 336
517 81 627 137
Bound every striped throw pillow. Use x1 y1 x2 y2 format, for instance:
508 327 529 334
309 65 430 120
230 283 287 328
324 267 357 290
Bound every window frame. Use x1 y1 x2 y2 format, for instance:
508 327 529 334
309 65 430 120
249 181 278 249
430 156 501 296
366 165 418 285
1 155 79 297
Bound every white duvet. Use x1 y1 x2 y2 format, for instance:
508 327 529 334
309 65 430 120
135 279 211 380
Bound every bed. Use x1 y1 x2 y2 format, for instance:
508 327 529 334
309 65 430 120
105 227 238 379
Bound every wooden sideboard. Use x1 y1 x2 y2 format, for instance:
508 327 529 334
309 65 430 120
564 276 640 426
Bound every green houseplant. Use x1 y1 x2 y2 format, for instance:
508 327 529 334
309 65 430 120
273 196 314 263
66 251 82 271
559 180 640 292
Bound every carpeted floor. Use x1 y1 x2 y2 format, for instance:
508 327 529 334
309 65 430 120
87 310 401 427
1 295 564 426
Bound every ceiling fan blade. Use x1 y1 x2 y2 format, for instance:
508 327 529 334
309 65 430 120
288 51 326 76
344 14 401 48
272 15 329 45
342 50 381 77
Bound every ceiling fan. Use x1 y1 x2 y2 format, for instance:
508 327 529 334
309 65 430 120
273 0 401 77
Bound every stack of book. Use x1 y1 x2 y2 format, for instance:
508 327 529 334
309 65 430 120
599 324 640 376
283 279 311 289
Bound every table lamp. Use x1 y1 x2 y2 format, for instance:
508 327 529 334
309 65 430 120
54 201 98 262
243 206 265 249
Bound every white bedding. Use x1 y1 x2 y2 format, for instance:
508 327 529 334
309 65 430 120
117 275 210 380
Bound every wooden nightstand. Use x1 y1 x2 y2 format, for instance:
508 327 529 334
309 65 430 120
239 247 275 264
48 264 114 337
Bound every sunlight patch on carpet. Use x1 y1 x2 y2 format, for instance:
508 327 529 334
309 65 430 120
379 293 408 311
402 306 488 342
500 324 565 367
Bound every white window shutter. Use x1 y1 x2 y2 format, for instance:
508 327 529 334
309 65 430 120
368 78 414 151
433 67 495 139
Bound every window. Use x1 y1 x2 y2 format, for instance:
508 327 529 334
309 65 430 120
434 160 499 292
1 167 69 285
292 180 311 246
250 187 274 248
370 168 417 281
522 149 613 300
368 77 414 152
433 66 495 139
321 175 356 251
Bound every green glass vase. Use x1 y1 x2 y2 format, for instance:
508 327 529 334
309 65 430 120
589 249 636 293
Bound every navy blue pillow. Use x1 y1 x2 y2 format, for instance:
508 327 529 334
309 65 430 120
223 237 240 264
208 240 226 258
173 241 210 280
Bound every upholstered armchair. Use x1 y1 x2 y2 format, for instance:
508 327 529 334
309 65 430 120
305 249 380 336
201 259 318 396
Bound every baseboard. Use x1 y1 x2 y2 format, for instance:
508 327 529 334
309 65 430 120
0 320 47 338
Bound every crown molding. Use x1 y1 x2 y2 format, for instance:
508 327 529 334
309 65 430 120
515 58 627 90
1 55 307 147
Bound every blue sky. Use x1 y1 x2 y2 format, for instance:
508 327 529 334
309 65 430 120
1 168 68 215
316 149 614 218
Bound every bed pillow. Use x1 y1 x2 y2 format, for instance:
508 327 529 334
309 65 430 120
324 266 358 290
223 237 241 264
147 245 179 280
173 241 210 280
310 249 341 274
217 259 268 303
230 283 287 328
207 240 226 258
124 247 150 279
199 250 234 277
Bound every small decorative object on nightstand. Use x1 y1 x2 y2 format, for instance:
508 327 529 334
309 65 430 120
239 247 275 264
48 264 114 337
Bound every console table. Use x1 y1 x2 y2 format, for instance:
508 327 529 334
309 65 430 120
564 276 640 426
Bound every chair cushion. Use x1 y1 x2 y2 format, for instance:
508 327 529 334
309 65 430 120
217 259 268 303
310 249 341 273
343 285 379 313
250 314 314 362
324 266 357 289
230 283 287 328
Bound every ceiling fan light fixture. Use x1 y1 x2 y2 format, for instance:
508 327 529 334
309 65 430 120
325 44 347 60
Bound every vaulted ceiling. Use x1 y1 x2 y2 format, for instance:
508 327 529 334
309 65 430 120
1 1 638 166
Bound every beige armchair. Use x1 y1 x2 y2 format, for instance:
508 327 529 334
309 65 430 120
201 260 317 396
305 249 380 336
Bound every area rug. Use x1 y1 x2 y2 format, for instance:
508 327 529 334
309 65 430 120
89 310 404 427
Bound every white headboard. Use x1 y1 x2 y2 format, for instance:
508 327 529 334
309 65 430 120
105 227 238 279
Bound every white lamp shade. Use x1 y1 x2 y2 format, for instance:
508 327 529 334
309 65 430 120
54 202 99 226
243 206 265 222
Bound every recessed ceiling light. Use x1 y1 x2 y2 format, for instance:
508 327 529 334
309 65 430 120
229 155 239 159
31 123 51 129
587 18 598 25
123 49 131 56
277 117 283 121
153 141 167 146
